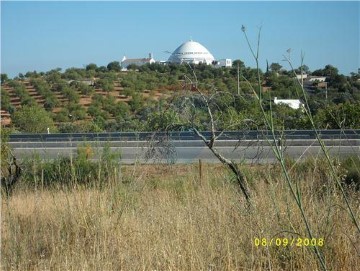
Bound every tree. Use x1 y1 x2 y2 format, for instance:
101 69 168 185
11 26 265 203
323 64 339 77
44 96 59 111
1 74 9 84
12 105 57 133
1 90 11 111
25 71 39 78
315 102 360 129
146 109 180 131
232 59 246 69
63 68 82 80
270 62 282 73
329 74 351 93
127 64 138 71
312 64 339 77
298 64 310 74
128 93 143 112
107 61 121 72
66 102 87 120
60 85 80 102
46 68 62 83
72 81 94 95
96 66 108 73
86 63 98 71
95 78 114 92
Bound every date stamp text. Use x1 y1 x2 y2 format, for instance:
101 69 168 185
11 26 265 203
253 237 324 247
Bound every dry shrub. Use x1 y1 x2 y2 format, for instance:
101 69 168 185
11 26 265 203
1 162 359 270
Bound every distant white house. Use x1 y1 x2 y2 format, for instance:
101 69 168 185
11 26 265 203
295 73 308 80
213 59 232 68
274 97 303 110
67 79 95 86
308 76 327 82
121 53 156 70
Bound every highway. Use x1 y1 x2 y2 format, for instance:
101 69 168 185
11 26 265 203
8 130 360 164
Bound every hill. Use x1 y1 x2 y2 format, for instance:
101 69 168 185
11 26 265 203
1 62 360 132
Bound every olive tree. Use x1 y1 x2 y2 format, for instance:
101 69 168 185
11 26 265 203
13 105 57 133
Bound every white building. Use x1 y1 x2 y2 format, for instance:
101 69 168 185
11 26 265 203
168 40 215 65
67 79 95 86
295 73 308 80
308 76 327 82
214 59 232 68
121 53 155 70
274 97 303 110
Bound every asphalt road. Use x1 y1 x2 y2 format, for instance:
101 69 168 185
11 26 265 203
9 137 360 164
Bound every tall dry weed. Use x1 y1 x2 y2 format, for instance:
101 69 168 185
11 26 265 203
1 162 359 270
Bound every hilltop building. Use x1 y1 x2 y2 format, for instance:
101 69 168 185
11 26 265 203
168 40 216 65
121 53 155 70
121 40 232 69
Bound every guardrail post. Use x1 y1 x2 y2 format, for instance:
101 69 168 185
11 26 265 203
199 159 203 185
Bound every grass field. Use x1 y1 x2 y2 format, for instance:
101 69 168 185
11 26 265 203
1 161 359 270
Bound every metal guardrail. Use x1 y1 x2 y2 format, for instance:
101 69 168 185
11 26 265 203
8 139 360 150
8 129 360 142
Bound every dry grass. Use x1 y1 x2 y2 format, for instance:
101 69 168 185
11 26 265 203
1 162 359 270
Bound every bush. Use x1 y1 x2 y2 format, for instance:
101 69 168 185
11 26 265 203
78 83 94 95
23 156 96 187
341 156 360 190
314 102 360 129
62 87 80 102
66 102 87 120
96 79 114 92
22 144 121 188
54 108 70 122
44 96 59 111
87 105 103 118
58 121 103 133
1 89 12 111
13 105 57 133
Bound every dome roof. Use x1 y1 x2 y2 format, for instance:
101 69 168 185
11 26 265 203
168 40 215 65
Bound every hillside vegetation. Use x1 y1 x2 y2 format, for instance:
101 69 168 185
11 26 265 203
1 62 360 132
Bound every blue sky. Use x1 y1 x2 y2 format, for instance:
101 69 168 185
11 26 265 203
1 1 359 78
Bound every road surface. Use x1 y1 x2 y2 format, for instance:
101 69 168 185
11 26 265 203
8 130 360 164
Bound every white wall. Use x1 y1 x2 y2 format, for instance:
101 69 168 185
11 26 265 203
274 97 303 110
215 59 232 68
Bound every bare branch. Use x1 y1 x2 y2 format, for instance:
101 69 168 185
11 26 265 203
193 128 251 202
181 63 251 202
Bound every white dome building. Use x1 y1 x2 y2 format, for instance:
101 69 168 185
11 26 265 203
168 40 215 65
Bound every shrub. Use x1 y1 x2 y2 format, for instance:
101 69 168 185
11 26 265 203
22 156 97 188
12 105 57 133
58 121 103 133
44 96 59 111
1 89 12 111
22 144 121 188
96 79 114 92
66 102 87 120
341 156 360 190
